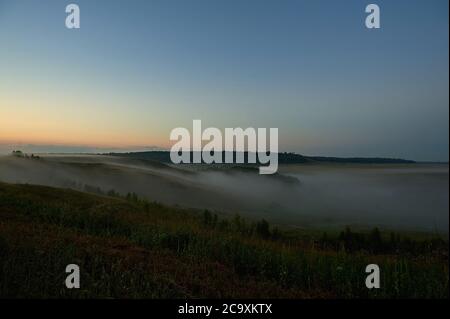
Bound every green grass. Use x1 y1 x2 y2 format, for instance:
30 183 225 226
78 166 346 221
0 182 448 298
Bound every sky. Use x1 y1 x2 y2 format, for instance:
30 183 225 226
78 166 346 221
0 0 448 161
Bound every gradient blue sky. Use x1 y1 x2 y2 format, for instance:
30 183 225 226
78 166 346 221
0 0 448 161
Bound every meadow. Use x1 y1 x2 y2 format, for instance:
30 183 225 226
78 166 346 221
0 182 447 298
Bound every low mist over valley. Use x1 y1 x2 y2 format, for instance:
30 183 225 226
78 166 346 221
0 153 447 232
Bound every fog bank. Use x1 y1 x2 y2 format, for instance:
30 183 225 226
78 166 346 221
0 155 448 232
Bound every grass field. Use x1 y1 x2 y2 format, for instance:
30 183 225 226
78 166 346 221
0 182 448 298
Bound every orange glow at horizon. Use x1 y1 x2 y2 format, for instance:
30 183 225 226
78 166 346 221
0 102 171 149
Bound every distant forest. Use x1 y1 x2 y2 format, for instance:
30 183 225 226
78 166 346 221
105 151 416 164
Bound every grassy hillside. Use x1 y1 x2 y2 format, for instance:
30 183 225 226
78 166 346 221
0 182 447 298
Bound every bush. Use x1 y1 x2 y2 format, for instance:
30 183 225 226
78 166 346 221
0 236 9 258
256 219 270 239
